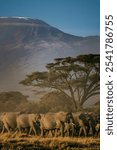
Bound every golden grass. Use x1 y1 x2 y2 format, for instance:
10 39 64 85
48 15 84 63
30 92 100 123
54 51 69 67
0 133 100 150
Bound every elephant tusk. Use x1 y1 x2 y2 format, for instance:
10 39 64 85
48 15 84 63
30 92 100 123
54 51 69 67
71 123 75 126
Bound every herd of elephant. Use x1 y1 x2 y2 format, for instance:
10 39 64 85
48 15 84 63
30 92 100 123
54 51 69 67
0 111 100 137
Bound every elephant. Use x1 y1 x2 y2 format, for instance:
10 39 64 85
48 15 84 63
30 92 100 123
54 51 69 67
64 112 79 137
86 114 96 136
77 112 100 137
78 116 87 137
1 112 20 133
64 121 76 137
0 113 4 132
69 112 92 137
16 113 41 135
62 112 84 137
65 112 84 137
39 111 74 137
77 112 96 137
94 113 100 137
95 123 100 137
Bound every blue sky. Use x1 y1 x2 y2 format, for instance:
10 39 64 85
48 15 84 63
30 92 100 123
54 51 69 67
0 0 100 36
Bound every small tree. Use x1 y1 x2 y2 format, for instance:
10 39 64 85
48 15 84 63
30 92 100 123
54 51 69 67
20 54 100 110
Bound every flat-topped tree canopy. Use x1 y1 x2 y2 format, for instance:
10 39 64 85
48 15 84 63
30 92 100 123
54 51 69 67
20 54 100 110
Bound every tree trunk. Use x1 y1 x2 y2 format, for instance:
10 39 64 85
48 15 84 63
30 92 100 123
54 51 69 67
77 102 83 111
80 96 86 107
69 86 78 110
72 96 78 111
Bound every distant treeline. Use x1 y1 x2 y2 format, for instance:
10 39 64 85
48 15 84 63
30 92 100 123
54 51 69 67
0 91 99 113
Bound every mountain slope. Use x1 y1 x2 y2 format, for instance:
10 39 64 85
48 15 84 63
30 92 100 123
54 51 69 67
0 17 100 100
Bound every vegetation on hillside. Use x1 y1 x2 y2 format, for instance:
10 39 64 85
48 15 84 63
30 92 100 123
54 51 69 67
0 91 99 113
0 91 29 112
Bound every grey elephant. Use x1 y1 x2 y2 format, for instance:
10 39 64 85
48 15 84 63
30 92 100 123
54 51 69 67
0 113 4 132
94 113 100 137
86 113 96 136
1 112 20 133
68 112 86 137
64 112 75 137
95 123 100 137
78 116 87 137
77 112 99 137
16 113 40 135
39 111 73 137
62 112 86 137
67 112 88 137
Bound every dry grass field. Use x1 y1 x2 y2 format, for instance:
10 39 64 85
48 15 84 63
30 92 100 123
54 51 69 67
0 133 100 150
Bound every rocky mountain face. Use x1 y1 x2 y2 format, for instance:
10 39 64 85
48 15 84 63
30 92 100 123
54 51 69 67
0 17 100 101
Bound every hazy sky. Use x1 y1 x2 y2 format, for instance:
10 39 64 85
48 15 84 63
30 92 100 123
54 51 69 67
0 0 100 36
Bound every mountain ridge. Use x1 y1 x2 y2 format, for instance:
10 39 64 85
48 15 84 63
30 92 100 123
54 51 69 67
0 17 100 102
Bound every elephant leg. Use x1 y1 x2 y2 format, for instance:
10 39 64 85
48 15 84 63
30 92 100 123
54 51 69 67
41 129 44 137
24 127 29 134
60 126 64 137
16 125 22 134
83 126 87 137
64 128 69 137
95 128 100 137
2 125 5 133
19 128 22 133
29 125 36 135
86 126 90 136
71 124 75 137
60 122 64 137
4 123 10 133
67 125 71 137
88 124 93 136
79 127 83 137
50 129 55 137
64 123 69 137
14 127 19 135
55 128 58 137
92 126 96 137
32 126 37 135
67 129 70 137
29 127 32 135
47 130 53 137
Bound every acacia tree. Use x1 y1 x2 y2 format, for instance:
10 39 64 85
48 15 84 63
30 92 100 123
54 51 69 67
20 54 100 110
